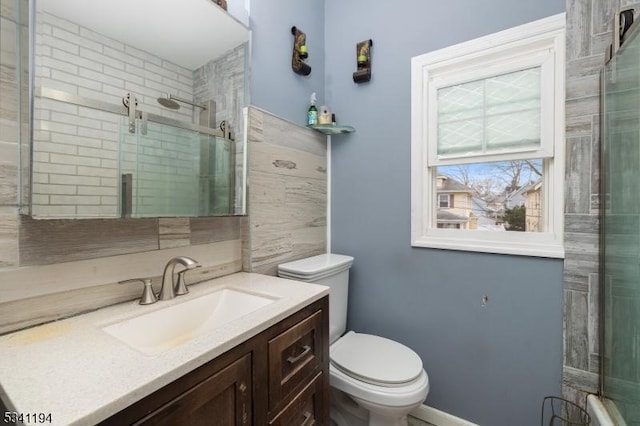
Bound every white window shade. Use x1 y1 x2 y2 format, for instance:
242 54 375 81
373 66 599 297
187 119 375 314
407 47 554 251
436 67 543 158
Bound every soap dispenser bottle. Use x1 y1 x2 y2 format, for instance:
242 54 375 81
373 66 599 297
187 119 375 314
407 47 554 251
307 92 318 126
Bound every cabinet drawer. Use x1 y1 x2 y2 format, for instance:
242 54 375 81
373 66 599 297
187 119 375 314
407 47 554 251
269 372 324 426
268 309 323 409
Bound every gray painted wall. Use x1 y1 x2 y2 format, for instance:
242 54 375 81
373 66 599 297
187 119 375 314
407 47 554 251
249 0 567 424
325 2 566 425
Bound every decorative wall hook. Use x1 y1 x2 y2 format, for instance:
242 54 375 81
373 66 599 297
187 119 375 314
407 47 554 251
353 39 373 83
291 26 311 76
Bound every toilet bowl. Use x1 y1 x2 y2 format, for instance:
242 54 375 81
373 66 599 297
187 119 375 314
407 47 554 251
278 254 429 426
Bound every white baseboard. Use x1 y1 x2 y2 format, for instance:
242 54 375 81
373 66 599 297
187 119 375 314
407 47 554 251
411 404 479 426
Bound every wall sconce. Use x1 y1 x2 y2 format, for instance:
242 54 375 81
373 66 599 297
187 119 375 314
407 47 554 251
291 26 311 76
353 39 373 83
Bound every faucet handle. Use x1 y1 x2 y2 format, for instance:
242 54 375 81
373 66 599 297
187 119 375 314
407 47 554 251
119 278 158 305
175 270 189 296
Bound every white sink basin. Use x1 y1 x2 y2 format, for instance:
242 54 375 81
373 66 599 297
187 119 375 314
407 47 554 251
102 288 278 355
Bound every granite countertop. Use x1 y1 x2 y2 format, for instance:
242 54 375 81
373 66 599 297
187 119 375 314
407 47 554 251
0 272 329 426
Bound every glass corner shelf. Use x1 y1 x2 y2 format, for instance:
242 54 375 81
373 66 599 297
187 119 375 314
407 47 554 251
307 124 355 135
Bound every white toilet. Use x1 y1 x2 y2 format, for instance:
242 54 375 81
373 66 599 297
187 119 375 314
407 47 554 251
278 253 429 426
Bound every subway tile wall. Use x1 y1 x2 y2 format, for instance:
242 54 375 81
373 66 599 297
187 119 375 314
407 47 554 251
31 11 195 218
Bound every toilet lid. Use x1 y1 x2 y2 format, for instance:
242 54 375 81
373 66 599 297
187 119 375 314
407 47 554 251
330 331 423 387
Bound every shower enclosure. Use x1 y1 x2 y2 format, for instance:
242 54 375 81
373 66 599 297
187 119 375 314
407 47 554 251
601 18 640 424
31 88 240 218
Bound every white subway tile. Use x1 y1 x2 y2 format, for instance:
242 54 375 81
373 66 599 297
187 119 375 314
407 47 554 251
76 205 118 216
100 196 118 205
51 69 102 91
78 147 117 160
38 120 78 135
34 162 76 175
50 153 101 167
38 77 78 94
77 166 116 178
41 34 78 55
77 185 116 196
51 111 102 130
32 152 49 163
79 47 124 70
79 27 124 51
42 13 79 34
78 67 124 89
50 194 100 205
100 177 118 187
100 159 118 169
50 174 100 186
34 141 78 155
32 173 49 184
32 204 78 215
50 133 102 149
125 45 161 67
32 183 77 195
77 127 118 141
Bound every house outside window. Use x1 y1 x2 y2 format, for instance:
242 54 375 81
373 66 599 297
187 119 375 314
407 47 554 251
438 193 450 208
410 13 565 258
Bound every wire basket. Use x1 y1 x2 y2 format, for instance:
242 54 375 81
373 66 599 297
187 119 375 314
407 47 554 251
541 396 591 426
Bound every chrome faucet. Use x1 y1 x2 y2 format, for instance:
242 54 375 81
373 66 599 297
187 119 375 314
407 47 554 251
158 256 201 301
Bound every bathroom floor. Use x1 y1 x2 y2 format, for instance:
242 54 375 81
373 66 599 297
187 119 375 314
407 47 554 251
408 416 436 426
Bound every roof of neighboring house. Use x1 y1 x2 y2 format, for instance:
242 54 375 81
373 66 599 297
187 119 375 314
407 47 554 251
506 179 542 201
436 176 473 193
437 209 468 223
524 180 543 193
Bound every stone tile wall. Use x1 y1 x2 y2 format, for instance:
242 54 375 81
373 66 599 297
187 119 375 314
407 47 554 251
563 0 640 408
243 107 327 275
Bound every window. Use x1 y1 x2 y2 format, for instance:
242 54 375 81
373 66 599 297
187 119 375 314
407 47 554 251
411 14 565 258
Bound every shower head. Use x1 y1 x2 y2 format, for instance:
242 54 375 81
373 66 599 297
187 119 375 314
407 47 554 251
157 95 181 110
157 94 206 110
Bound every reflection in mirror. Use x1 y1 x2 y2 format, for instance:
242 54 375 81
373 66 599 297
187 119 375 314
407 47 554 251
29 0 250 218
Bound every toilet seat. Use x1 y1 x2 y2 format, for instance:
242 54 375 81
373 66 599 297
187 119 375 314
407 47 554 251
330 331 423 387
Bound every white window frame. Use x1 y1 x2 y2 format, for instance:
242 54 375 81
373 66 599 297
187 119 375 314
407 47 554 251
410 13 565 258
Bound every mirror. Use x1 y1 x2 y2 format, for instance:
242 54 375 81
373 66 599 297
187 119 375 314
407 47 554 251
28 0 250 218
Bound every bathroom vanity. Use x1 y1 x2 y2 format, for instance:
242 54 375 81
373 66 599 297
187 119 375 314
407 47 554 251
0 273 329 425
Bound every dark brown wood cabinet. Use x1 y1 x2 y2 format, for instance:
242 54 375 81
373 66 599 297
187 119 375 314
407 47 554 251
100 296 329 426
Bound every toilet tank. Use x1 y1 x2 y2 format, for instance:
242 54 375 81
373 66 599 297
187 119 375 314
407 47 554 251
277 253 354 344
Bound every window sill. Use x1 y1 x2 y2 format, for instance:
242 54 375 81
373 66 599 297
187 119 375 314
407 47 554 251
411 234 565 259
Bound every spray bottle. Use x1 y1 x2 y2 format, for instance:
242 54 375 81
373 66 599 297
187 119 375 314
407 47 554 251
307 92 318 126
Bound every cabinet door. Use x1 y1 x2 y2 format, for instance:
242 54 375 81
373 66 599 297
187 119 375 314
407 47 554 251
135 353 252 426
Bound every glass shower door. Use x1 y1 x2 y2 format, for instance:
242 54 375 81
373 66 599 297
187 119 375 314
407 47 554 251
602 22 640 424
120 120 234 218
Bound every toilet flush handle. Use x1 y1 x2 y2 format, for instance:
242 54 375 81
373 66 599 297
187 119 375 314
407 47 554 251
287 345 311 364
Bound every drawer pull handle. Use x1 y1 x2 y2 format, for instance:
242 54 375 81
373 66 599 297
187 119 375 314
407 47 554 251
301 411 313 425
287 345 311 364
